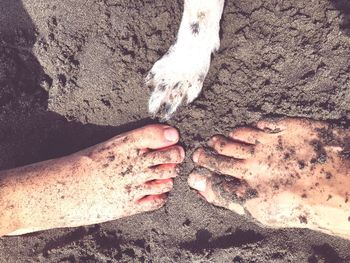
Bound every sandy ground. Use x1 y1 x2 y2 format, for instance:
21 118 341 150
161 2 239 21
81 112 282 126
0 0 350 262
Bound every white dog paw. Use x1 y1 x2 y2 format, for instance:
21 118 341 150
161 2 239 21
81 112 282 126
146 46 211 120
146 0 225 119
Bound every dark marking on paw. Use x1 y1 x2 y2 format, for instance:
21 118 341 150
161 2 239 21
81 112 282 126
159 103 172 116
147 72 155 81
190 22 200 35
327 195 332 201
198 74 206 83
158 83 167 92
348 216 350 222
172 82 180 90
197 11 206 20
152 99 177 119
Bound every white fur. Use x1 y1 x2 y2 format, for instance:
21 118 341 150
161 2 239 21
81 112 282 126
146 0 225 119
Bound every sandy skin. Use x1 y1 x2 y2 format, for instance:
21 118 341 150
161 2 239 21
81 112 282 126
0 124 184 236
188 118 350 240
1 118 349 240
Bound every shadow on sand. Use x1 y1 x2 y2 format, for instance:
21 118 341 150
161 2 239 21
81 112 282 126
330 0 350 35
0 0 154 170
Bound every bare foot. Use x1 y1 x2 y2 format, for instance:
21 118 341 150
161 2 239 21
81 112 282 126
1 124 184 236
188 118 350 239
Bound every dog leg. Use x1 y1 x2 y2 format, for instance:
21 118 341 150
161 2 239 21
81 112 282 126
146 0 225 119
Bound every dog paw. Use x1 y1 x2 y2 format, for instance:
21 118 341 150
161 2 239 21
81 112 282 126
146 46 211 120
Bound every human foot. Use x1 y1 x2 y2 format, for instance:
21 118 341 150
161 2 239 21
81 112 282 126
188 118 350 239
1 124 184 236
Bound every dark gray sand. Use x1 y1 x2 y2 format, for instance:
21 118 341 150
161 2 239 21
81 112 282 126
1 0 350 262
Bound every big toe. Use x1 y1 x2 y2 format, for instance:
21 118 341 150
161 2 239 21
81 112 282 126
188 169 257 215
130 124 180 149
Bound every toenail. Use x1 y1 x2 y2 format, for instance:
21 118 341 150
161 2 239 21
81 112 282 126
208 137 218 147
178 147 185 159
192 177 207 191
192 149 203 163
164 127 179 142
197 192 207 201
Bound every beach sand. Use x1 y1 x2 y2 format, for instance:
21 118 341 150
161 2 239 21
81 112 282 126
0 0 349 262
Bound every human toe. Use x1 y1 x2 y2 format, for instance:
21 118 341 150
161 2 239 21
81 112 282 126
136 178 174 199
229 127 265 144
188 170 248 215
192 148 248 177
255 118 288 132
136 194 168 212
208 135 255 159
142 145 185 167
129 124 180 150
141 164 178 182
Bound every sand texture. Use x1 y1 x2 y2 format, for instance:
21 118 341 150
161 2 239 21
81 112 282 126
0 0 350 262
